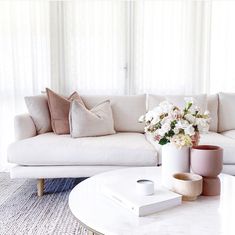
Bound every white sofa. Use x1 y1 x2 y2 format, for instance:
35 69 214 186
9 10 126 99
7 93 235 195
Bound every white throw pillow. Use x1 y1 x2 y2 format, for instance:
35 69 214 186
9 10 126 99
25 95 52 134
69 100 116 138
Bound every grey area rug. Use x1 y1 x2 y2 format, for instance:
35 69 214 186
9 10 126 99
0 173 88 235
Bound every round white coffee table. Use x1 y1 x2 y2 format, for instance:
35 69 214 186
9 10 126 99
69 167 235 235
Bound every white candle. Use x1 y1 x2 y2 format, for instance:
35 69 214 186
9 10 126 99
136 179 154 196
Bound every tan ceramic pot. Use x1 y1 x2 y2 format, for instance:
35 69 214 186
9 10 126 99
191 145 223 177
172 173 203 201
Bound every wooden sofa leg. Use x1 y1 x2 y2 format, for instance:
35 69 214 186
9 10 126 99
37 179 44 197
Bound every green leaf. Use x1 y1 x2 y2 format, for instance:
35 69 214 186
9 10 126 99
170 120 177 129
187 102 192 110
159 138 169 145
167 130 175 137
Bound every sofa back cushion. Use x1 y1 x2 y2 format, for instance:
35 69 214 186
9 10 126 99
148 94 207 111
148 94 217 132
207 94 218 132
24 95 52 134
218 92 235 132
81 94 146 133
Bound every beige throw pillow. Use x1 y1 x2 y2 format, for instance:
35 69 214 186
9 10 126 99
69 100 116 138
25 95 52 134
46 88 85 134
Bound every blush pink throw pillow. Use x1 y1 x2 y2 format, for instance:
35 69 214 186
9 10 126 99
46 88 84 134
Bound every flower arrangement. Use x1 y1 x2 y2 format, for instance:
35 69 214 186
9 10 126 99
139 98 210 148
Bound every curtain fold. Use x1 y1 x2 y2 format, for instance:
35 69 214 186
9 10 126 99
0 1 51 170
61 0 127 95
210 0 235 93
133 0 212 95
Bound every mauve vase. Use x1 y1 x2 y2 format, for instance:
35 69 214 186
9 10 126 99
191 145 223 196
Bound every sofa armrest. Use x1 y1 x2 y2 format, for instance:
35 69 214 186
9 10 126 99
14 114 37 140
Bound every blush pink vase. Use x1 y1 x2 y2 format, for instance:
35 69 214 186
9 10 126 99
191 145 223 196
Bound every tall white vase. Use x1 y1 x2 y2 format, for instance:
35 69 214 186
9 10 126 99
161 144 190 189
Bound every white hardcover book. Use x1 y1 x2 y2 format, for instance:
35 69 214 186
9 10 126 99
102 183 182 217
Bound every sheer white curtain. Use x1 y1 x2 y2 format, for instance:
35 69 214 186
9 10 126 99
61 0 127 95
0 1 51 170
210 0 235 93
133 0 211 95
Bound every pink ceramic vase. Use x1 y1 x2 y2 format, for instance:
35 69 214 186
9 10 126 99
191 145 223 196
191 145 223 177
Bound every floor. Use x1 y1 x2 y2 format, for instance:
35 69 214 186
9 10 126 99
0 173 87 235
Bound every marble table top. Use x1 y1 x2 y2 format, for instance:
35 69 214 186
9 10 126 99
69 167 235 235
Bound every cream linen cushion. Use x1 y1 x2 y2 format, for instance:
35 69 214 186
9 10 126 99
81 95 146 133
207 94 218 132
218 92 235 132
70 100 115 138
24 95 52 134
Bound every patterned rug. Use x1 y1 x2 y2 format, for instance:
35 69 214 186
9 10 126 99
0 173 88 235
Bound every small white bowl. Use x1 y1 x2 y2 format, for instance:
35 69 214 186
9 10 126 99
172 173 202 201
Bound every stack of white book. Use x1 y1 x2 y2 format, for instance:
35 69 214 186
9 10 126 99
102 182 182 217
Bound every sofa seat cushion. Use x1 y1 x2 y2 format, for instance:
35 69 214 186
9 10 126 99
8 133 158 166
200 132 235 164
221 130 235 139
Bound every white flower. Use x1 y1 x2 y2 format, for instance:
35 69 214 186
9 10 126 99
145 110 155 122
204 110 210 116
189 105 200 114
161 115 173 125
158 122 171 136
139 115 145 123
173 127 180 135
175 120 189 130
184 124 195 136
151 116 160 125
196 118 209 133
159 101 175 114
185 113 196 124
162 122 171 132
